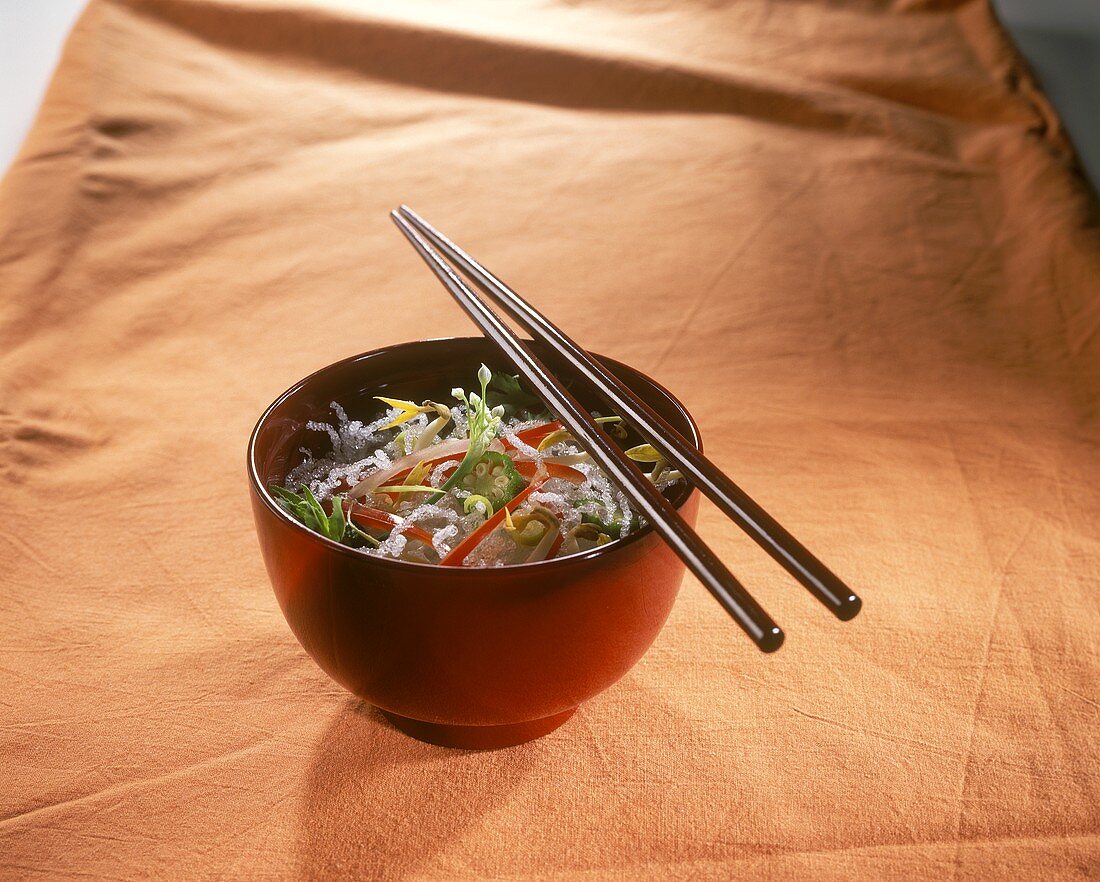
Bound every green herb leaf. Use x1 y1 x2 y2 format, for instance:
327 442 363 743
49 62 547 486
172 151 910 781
271 484 349 543
488 371 546 419
327 494 347 541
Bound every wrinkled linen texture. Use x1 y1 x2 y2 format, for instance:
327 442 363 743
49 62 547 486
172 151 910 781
1 0 1098 879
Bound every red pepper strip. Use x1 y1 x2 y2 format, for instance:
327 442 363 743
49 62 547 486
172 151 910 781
349 504 435 546
502 420 563 450
512 459 586 485
440 480 548 567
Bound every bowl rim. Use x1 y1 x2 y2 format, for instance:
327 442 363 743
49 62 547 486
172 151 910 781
247 336 703 575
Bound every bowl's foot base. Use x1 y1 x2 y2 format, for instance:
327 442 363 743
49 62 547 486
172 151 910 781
378 706 576 750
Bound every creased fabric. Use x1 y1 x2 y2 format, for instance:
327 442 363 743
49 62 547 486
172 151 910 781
0 0 1097 879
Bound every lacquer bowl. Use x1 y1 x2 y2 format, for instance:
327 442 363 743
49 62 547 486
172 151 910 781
247 337 700 749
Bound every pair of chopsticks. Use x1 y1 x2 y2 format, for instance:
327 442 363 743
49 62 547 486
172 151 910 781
391 205 861 653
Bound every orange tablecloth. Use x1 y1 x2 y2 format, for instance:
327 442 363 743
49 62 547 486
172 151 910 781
2 1 1098 878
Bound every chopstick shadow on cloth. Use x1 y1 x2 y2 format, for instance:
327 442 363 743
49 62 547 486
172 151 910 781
119 0 894 138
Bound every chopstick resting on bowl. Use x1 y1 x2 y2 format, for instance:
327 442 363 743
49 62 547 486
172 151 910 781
397 206 861 623
390 210 785 653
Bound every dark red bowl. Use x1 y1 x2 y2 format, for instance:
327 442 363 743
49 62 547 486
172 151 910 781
248 337 700 749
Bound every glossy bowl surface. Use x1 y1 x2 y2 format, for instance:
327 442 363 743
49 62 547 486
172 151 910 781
248 337 701 748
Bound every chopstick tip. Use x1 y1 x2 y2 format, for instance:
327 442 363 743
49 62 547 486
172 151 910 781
835 594 862 621
759 626 784 653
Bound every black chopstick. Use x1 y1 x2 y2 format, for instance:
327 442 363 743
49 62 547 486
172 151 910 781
397 205 861 623
390 210 784 653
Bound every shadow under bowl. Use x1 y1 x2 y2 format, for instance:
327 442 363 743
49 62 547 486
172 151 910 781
247 337 700 749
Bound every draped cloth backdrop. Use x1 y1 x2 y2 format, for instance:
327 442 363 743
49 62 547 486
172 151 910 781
0 0 1098 879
